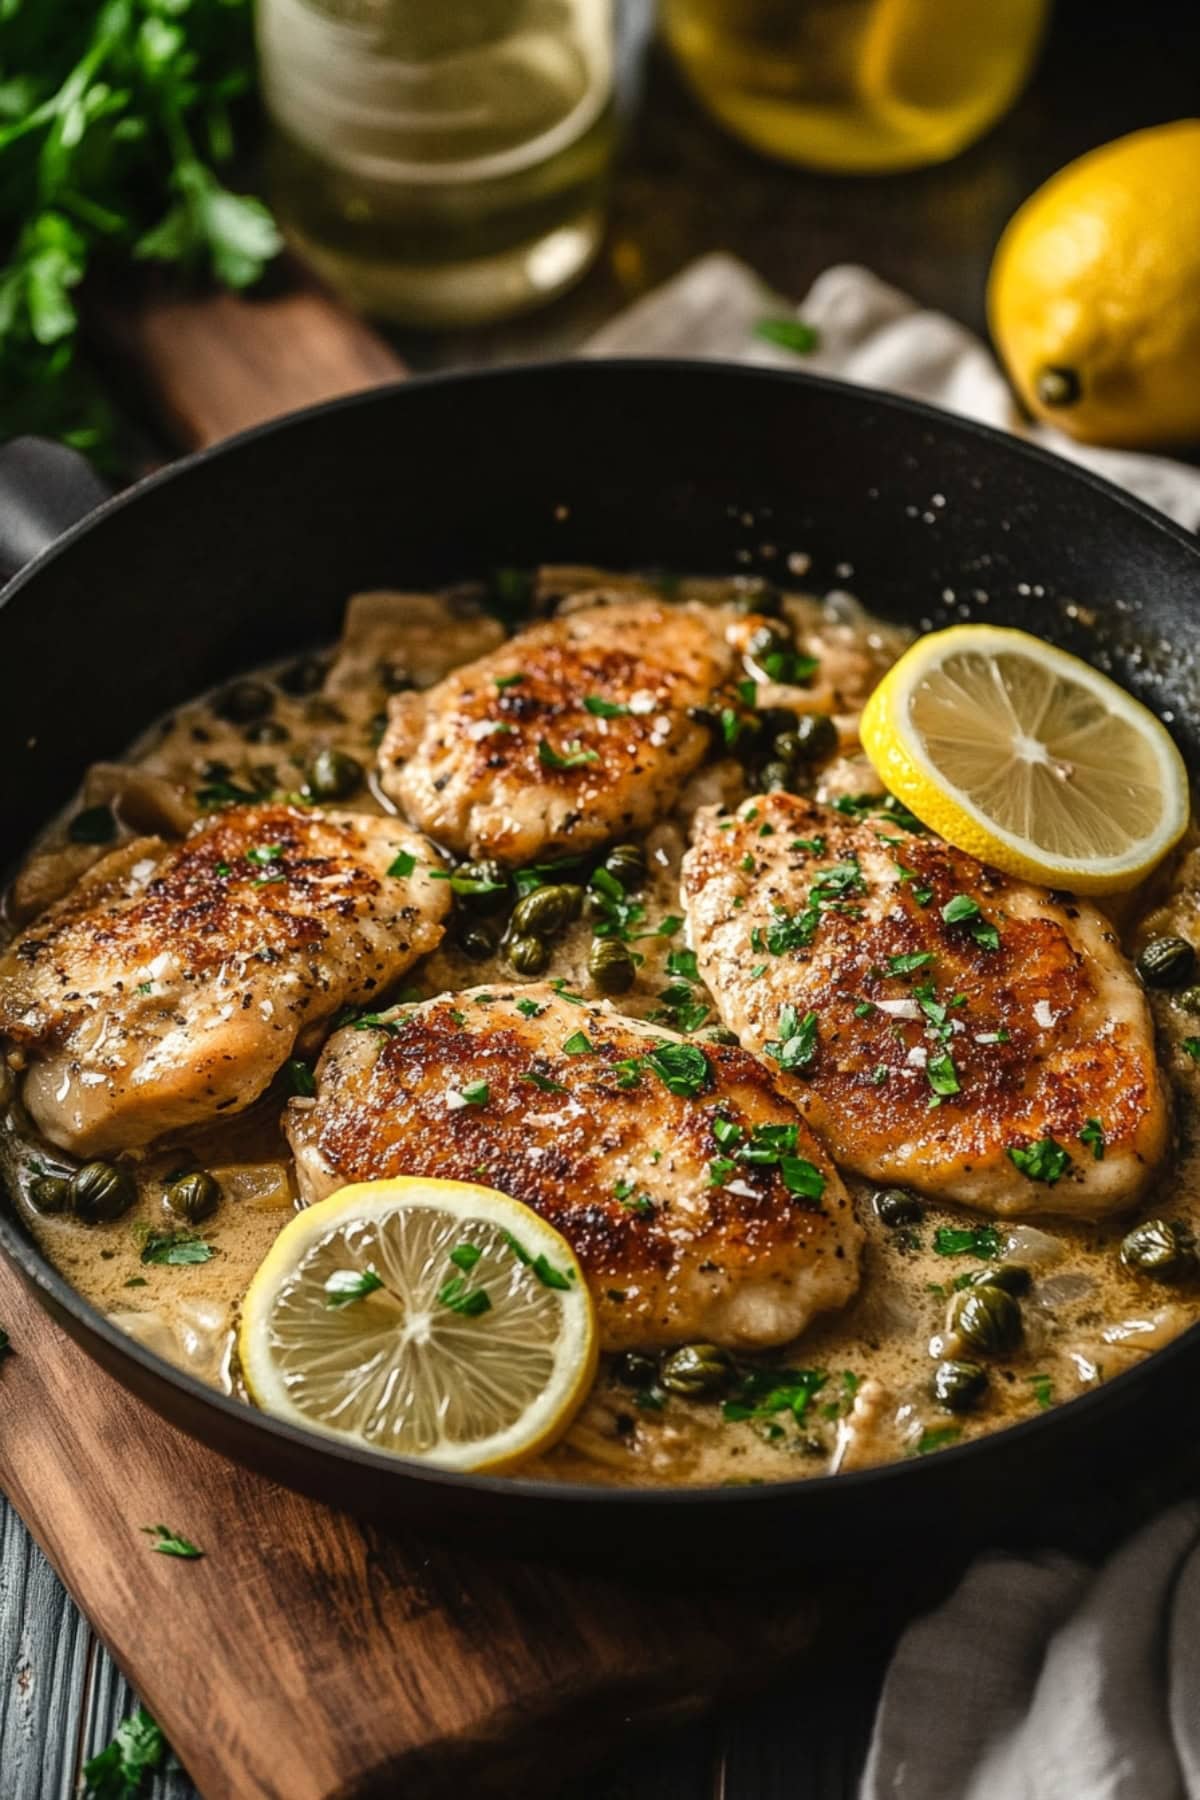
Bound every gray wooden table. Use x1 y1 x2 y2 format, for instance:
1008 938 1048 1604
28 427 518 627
4 0 1199 1792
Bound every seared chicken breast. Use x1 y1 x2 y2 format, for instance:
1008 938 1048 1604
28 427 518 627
682 795 1168 1217
376 598 741 863
284 984 862 1351
0 804 449 1156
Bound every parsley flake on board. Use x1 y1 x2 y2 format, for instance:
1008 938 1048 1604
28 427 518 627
324 1267 384 1308
1008 1137 1073 1185
82 1706 166 1800
142 1524 204 1559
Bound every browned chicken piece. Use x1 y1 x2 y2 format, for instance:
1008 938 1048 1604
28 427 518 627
284 984 862 1352
376 599 743 863
682 795 1169 1218
0 804 449 1157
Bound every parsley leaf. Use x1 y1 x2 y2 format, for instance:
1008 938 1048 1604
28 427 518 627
941 893 1000 951
562 1030 593 1056
449 1244 482 1271
723 1365 827 1423
933 1225 1001 1259
915 1425 962 1456
437 1276 492 1317
520 1070 567 1094
1080 1118 1106 1161
1183 1038 1200 1064
387 849 416 878
754 317 820 354
139 1230 213 1267
285 1058 315 1097
1008 1137 1073 1185
324 1267 384 1308
765 1006 819 1075
926 1047 960 1097
142 1523 204 1559
82 1707 166 1800
644 1041 711 1098
459 1080 489 1106
538 739 599 770
887 950 936 975
583 695 629 717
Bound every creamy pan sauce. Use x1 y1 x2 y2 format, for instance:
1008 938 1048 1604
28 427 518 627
4 569 1198 1487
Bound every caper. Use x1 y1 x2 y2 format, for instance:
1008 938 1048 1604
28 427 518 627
747 621 792 660
603 843 647 891
660 1343 734 1399
512 883 582 938
307 747 363 801
164 1170 220 1224
1120 1217 1196 1280
589 937 636 995
773 731 804 766
1174 986 1200 1015
615 1351 658 1390
758 759 795 794
1137 936 1196 988
278 655 327 696
454 860 511 915
243 719 289 745
757 706 799 740
874 1187 924 1227
509 933 549 976
71 1160 137 1224
214 678 274 724
457 920 498 961
971 1263 1032 1297
948 1284 1022 1356
790 714 839 762
932 1359 988 1413
30 1174 72 1214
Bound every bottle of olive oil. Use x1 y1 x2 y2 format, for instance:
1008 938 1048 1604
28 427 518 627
661 0 1048 173
257 0 615 327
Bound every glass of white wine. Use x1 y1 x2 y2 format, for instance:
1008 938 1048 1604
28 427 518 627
257 0 615 327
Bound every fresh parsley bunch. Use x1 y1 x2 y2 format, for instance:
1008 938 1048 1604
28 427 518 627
0 0 282 463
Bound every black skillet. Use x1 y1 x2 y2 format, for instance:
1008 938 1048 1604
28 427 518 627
2 360 1198 1566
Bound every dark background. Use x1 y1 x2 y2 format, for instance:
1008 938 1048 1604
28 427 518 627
2 1 1200 1795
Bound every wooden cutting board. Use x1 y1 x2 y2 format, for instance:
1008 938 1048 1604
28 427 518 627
0 269 825 1800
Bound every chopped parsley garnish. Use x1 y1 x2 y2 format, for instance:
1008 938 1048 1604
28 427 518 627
1080 1118 1106 1161
926 1047 960 1098
780 1156 826 1201
833 792 925 832
136 981 153 996
887 950 936 976
538 738 598 770
139 1230 213 1267
644 1041 711 1098
387 849 416 878
611 1057 643 1090
141 1524 204 1560
712 1117 745 1150
583 694 630 717
765 858 864 956
196 778 259 808
754 316 820 354
654 984 711 1034
285 1059 315 1097
500 1230 575 1290
428 866 509 897
437 1276 492 1317
915 1425 962 1456
495 671 526 689
82 1707 165 1800
758 648 819 685
737 677 758 706
820 1370 861 1421
550 978 588 1004
515 998 544 1018
253 872 286 888
790 836 827 855
1008 1137 1072 1185
520 1070 567 1094
347 1012 400 1035
1029 1374 1054 1409
655 914 684 938
723 1365 827 1423
324 1267 384 1308
587 865 645 941
766 1005 819 1075
708 1157 736 1187
1183 1038 1200 1063
214 861 232 877
618 1191 655 1217
245 843 283 866
449 1243 482 1271
514 855 587 897
933 1225 1001 1259
740 853 757 873
719 706 751 749
459 1080 490 1106
941 892 1001 951
739 1122 799 1164
562 1030 593 1056
668 948 700 982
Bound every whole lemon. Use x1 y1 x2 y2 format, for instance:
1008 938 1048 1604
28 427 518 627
988 120 1200 449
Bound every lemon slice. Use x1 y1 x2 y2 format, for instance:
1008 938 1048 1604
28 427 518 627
239 1177 597 1472
860 625 1189 894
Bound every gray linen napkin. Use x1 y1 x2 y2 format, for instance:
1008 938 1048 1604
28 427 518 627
588 256 1200 1798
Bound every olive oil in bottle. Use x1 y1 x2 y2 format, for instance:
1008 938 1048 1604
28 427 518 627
661 0 1048 173
257 0 615 327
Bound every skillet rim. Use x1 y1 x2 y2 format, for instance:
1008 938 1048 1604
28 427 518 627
3 353 1200 1512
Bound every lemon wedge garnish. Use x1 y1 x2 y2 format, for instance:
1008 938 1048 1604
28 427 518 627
859 625 1189 894
239 1177 597 1472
